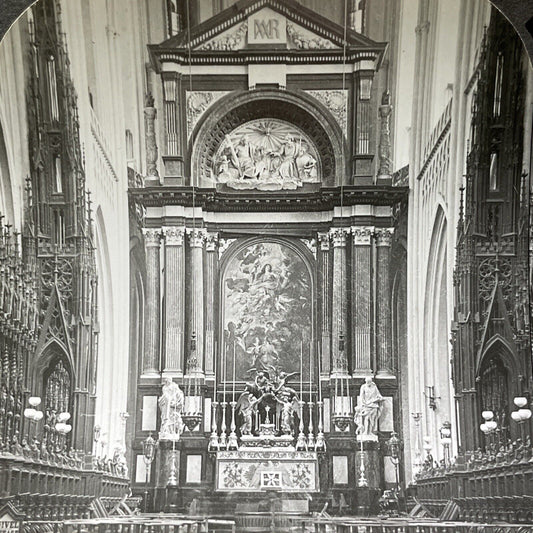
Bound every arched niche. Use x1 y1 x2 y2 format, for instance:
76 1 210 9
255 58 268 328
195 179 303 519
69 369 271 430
476 336 519 440
190 89 346 187
218 237 316 386
33 340 74 416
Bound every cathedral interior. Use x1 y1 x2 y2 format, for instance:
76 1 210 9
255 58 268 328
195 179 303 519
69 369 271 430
0 0 531 531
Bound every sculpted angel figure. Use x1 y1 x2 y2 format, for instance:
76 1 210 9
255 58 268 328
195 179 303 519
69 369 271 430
236 390 262 435
276 388 300 435
158 377 184 438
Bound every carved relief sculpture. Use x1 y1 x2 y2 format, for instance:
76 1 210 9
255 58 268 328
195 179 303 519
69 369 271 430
212 119 319 190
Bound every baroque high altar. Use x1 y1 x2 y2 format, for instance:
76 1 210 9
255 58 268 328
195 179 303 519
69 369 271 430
129 0 408 514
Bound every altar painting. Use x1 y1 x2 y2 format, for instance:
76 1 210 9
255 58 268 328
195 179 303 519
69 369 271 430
223 242 312 382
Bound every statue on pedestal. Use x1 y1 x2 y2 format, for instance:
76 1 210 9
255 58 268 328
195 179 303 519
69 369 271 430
354 377 384 438
158 377 184 440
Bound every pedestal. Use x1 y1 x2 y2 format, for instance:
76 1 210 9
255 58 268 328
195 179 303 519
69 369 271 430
355 439 382 515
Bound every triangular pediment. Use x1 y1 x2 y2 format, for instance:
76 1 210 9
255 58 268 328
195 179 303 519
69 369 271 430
476 281 515 370
36 283 73 354
151 0 385 59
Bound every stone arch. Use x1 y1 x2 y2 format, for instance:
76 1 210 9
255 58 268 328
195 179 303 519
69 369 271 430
0 119 15 227
476 336 519 439
190 89 346 186
422 205 453 456
93 206 115 434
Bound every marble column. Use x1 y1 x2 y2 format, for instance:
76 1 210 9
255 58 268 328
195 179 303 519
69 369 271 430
378 91 393 179
205 232 218 377
317 232 331 375
143 228 161 375
330 228 349 374
162 227 185 376
351 226 374 375
187 228 206 373
376 228 394 376
144 94 159 179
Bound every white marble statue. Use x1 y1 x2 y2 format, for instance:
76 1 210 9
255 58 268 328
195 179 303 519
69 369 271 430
354 376 384 438
158 377 184 440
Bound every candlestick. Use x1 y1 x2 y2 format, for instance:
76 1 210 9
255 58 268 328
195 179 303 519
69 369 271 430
223 342 227 400
318 341 322 402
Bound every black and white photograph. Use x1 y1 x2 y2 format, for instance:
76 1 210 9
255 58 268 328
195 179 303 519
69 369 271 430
0 0 532 531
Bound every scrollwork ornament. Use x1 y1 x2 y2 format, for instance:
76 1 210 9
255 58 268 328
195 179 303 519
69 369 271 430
329 228 349 248
375 228 394 247
142 228 161 247
199 23 247 51
187 228 207 248
352 226 374 246
162 227 185 246
206 232 219 252
317 232 330 251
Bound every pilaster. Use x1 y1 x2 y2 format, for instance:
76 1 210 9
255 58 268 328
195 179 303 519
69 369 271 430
317 232 331 375
162 226 185 376
143 228 161 376
205 232 218 377
351 226 374 375
187 228 207 373
330 228 349 373
375 228 394 376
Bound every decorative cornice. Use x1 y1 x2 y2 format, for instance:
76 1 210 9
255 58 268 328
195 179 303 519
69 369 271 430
329 227 349 248
142 228 161 247
128 186 409 213
187 228 208 248
352 226 374 245
375 228 394 247
162 226 185 246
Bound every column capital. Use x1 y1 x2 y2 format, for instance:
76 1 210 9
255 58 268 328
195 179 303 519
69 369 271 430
206 232 219 252
351 226 374 246
317 232 330 251
187 228 207 248
162 226 185 246
329 227 350 248
375 228 394 247
142 228 161 247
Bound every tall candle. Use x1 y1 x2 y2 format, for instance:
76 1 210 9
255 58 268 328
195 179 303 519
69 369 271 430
318 341 322 402
232 341 236 402
223 343 227 399
214 341 217 401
